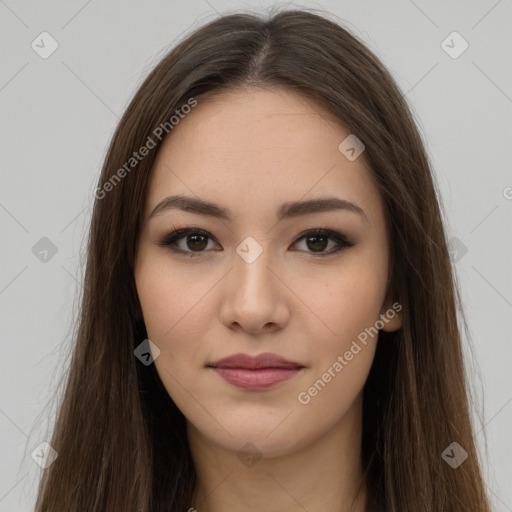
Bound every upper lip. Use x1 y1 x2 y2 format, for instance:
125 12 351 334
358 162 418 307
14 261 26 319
207 352 304 369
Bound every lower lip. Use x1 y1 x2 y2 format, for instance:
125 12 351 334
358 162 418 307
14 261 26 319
210 367 303 390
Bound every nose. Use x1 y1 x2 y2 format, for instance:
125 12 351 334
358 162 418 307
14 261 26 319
218 246 290 334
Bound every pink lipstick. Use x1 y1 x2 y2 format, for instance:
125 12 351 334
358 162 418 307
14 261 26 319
207 352 305 390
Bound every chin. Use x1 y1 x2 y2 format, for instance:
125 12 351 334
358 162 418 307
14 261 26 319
188 415 312 461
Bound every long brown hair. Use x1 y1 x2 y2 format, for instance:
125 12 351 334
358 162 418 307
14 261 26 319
33 7 493 511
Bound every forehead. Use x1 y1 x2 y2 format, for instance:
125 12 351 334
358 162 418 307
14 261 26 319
145 87 384 230
161 87 348 165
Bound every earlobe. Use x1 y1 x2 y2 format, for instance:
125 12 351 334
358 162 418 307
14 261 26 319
379 298 403 332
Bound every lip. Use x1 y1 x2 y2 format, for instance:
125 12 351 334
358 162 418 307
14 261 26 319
207 352 305 390
208 352 304 369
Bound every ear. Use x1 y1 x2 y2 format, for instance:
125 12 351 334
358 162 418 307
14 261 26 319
379 296 403 332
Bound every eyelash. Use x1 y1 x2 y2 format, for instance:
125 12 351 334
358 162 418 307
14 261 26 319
157 226 355 258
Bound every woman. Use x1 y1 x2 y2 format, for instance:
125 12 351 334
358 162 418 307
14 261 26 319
34 8 493 511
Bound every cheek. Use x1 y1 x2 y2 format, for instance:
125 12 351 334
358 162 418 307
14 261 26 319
291 257 386 409
135 256 216 401
295 256 387 350
295 337 376 434
135 252 213 343
137 277 209 413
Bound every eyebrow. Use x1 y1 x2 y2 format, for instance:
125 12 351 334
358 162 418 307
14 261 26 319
148 194 368 223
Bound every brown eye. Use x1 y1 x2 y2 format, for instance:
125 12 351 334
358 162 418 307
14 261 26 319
157 228 219 257
186 233 209 252
292 229 354 256
304 234 329 252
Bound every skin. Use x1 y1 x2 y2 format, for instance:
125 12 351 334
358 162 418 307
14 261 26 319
134 86 403 512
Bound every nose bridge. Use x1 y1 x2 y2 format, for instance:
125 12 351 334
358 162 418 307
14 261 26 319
233 236 276 299
220 235 287 331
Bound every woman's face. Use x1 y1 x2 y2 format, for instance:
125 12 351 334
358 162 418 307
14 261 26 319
134 87 401 458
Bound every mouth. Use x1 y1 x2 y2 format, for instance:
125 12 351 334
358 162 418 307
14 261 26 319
208 366 304 390
206 352 305 390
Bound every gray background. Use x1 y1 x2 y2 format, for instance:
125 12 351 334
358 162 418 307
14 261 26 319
1 0 511 510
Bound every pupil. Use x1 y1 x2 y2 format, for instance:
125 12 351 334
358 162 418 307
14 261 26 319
188 234 207 251
307 235 327 252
